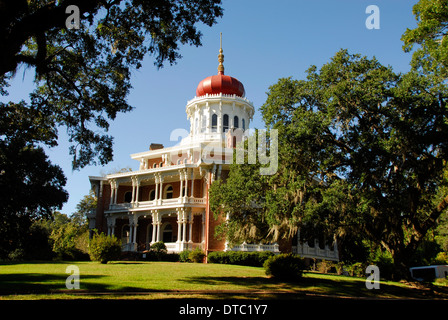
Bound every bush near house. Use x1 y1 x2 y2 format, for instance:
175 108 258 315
179 250 191 262
143 242 179 261
189 247 206 263
89 232 121 264
263 253 305 281
207 251 275 267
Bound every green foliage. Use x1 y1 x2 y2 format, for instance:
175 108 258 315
150 241 167 253
207 251 275 267
0 140 68 258
401 0 448 77
143 241 175 261
179 250 191 262
434 251 448 265
344 262 367 278
143 251 179 262
71 191 97 227
368 249 394 280
263 253 305 281
188 247 205 263
209 130 275 245
212 48 448 279
316 260 336 274
0 1 223 257
89 232 121 264
1 0 223 170
435 206 448 252
50 222 89 261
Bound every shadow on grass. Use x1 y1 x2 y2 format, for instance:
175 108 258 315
0 273 143 295
179 273 446 299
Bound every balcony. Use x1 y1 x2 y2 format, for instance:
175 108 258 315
229 243 280 253
292 243 339 261
107 197 206 212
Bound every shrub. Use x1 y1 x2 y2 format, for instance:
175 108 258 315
143 251 179 261
263 253 305 281
317 260 336 274
150 241 167 253
434 251 448 265
179 250 191 262
142 242 181 261
7 248 26 261
369 250 394 280
89 232 121 264
50 222 90 261
207 251 275 267
189 247 205 263
335 262 345 275
346 262 366 277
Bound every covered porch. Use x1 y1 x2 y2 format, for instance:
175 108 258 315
107 208 205 253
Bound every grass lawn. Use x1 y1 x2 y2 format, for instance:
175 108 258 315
0 261 447 300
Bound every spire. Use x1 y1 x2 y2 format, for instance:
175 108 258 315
218 32 224 75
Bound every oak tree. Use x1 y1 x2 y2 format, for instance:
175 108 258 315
211 50 448 279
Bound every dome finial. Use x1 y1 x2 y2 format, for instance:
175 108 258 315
218 32 224 75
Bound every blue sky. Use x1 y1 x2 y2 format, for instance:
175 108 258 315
3 0 419 215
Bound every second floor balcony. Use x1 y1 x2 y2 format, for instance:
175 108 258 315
107 196 206 213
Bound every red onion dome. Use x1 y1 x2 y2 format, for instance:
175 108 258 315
196 33 245 98
196 74 245 97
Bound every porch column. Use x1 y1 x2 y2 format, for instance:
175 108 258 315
132 216 139 250
128 218 133 251
151 211 157 244
176 208 182 244
107 216 116 236
154 175 159 204
133 177 140 205
190 170 195 198
182 212 187 244
179 170 184 199
131 176 136 204
159 175 164 201
201 211 206 244
188 210 193 243
129 215 138 251
184 169 188 199
156 211 162 242
109 179 118 205
114 180 119 204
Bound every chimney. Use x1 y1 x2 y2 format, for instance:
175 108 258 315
150 143 164 151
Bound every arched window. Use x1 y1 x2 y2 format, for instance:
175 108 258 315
162 223 173 243
159 162 163 168
149 189 156 201
234 116 239 129
153 163 157 168
211 114 217 132
164 185 173 199
124 191 132 203
183 158 188 164
242 118 246 131
177 158 182 165
223 114 229 132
